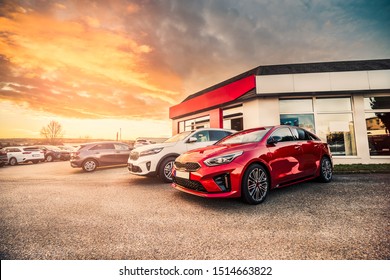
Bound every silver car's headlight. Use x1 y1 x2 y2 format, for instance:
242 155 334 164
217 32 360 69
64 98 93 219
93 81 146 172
139 147 163 157
204 151 243 167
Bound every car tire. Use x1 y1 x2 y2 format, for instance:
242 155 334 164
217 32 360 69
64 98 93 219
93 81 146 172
9 157 18 166
82 159 98 172
158 157 175 183
46 154 54 162
318 156 333 183
32 160 39 164
241 164 270 205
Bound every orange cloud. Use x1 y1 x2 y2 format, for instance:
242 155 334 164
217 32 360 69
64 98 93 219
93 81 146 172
0 6 183 120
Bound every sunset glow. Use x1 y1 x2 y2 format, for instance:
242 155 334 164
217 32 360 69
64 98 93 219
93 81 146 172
1 0 389 140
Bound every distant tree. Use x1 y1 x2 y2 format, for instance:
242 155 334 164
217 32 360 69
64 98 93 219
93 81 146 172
370 97 390 133
40 120 64 144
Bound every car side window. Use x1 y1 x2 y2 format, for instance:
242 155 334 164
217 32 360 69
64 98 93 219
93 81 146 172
114 144 129 150
192 131 210 142
90 143 115 150
297 128 310 140
209 131 231 141
271 128 295 142
291 128 311 141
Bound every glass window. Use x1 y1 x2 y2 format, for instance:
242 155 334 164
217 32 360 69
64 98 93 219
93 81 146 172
90 143 115 150
224 118 243 131
179 116 210 132
223 106 243 131
270 127 295 142
192 131 210 142
364 96 390 110
114 144 129 150
209 130 232 141
178 121 185 133
165 131 192 143
316 114 356 156
280 114 315 133
280 97 357 157
316 97 352 112
219 128 271 144
279 99 313 113
290 127 313 141
365 96 390 156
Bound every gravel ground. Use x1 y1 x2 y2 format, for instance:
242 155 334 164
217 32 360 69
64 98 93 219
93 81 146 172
0 161 389 260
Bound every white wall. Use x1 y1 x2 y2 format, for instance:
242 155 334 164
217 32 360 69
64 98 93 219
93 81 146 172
243 97 280 129
256 70 390 94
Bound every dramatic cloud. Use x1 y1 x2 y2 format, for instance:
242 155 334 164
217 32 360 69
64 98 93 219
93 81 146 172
0 0 389 138
0 1 182 119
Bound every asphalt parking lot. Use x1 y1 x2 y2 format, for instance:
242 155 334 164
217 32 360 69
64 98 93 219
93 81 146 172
0 161 389 260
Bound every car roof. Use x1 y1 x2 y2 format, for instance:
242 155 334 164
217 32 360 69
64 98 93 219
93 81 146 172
4 146 36 149
189 128 236 133
80 141 129 146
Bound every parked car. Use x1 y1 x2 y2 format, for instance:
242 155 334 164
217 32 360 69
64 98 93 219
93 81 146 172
128 128 235 183
2 146 45 166
134 139 155 148
70 141 132 172
33 145 71 161
0 149 8 167
57 145 77 153
172 125 333 204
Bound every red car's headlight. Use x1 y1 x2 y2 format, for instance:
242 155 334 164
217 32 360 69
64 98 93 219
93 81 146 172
204 151 243 167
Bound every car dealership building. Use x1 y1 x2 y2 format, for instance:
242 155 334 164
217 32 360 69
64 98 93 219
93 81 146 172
169 59 390 164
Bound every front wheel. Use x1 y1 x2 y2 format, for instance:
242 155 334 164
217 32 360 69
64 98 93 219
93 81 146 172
158 157 175 183
241 164 270 205
318 156 333 183
9 157 18 166
82 159 98 172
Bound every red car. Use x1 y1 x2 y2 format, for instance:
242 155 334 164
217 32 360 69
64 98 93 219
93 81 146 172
172 125 333 204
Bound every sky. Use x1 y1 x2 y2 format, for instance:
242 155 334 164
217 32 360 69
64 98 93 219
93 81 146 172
0 0 389 140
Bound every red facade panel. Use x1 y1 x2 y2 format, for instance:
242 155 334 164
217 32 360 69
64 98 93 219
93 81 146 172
169 75 255 119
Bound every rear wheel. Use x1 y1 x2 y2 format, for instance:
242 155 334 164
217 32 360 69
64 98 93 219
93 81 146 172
46 154 54 162
318 156 333 183
158 157 175 183
82 159 98 172
241 164 269 205
9 157 18 166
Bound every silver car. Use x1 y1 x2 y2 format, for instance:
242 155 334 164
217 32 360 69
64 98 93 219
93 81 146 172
70 141 132 172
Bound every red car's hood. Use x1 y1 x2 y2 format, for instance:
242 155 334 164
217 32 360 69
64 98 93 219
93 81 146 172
177 142 257 162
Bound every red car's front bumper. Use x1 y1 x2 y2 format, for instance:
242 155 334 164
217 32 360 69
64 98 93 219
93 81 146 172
171 162 244 198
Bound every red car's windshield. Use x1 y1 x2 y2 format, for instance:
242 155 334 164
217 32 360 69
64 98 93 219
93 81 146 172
217 127 271 145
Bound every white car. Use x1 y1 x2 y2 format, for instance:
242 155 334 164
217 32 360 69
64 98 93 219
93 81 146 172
133 139 155 148
3 146 45 166
128 128 235 182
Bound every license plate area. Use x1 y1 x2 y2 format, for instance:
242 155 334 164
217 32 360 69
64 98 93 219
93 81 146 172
175 170 190 179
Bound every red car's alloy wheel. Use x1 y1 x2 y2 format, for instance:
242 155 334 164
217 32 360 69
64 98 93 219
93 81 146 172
319 157 333 182
242 164 269 204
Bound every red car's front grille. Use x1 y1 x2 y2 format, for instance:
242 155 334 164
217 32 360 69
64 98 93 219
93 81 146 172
173 177 207 192
174 161 201 172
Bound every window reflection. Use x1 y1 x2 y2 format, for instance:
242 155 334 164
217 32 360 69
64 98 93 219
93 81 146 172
280 114 315 133
365 96 390 156
316 114 357 156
